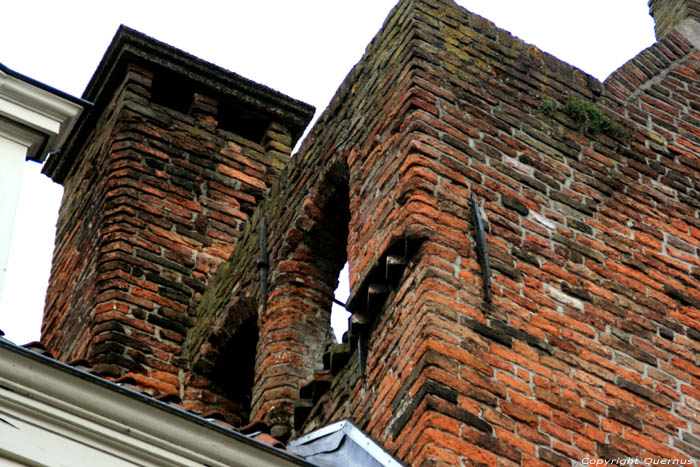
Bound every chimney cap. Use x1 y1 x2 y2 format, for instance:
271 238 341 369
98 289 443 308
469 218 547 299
44 25 315 185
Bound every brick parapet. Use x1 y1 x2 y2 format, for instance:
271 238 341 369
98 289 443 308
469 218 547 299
185 0 434 439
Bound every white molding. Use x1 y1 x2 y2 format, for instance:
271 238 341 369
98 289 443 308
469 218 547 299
0 137 29 302
0 115 46 151
0 66 86 300
0 67 83 161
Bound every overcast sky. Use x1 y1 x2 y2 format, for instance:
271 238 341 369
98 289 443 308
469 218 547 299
0 1 656 344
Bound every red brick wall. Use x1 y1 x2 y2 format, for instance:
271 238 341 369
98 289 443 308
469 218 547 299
185 0 426 438
41 33 311 424
230 0 700 464
41 1 700 463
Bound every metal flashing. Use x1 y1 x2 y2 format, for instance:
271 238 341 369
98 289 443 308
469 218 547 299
288 420 404 467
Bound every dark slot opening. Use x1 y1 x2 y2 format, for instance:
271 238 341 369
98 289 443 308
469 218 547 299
150 70 195 115
217 104 269 144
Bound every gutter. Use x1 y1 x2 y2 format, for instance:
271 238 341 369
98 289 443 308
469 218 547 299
0 62 92 109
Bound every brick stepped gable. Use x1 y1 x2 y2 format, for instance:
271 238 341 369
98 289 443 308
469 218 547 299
188 0 700 463
40 25 313 425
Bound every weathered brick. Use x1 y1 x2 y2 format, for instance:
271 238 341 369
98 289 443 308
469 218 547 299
36 0 700 464
42 27 309 428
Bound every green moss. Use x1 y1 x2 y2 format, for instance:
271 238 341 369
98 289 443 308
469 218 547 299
563 97 626 137
539 97 628 139
539 98 556 117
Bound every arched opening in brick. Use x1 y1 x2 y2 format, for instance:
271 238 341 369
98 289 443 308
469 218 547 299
203 297 259 426
331 262 350 342
252 159 352 437
210 315 258 424
308 163 351 346
283 161 352 433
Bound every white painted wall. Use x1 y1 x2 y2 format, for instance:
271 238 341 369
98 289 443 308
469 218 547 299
0 137 27 302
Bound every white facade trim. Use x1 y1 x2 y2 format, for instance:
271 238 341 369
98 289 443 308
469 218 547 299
0 65 85 300
0 341 311 467
0 137 30 303
0 67 83 162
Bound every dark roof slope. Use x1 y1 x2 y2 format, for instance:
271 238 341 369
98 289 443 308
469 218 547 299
0 336 313 466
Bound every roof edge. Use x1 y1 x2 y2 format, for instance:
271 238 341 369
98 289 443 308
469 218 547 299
0 62 92 109
0 338 313 467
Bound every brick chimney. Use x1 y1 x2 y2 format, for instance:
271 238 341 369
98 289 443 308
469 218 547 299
648 0 700 41
41 25 313 401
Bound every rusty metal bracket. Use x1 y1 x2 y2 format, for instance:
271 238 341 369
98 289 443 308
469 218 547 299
333 298 349 310
471 193 492 303
349 312 368 381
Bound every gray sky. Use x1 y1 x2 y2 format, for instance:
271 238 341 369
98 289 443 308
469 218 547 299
0 0 656 344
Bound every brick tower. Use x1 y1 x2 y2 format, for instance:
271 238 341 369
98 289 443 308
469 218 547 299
649 0 700 40
41 26 313 424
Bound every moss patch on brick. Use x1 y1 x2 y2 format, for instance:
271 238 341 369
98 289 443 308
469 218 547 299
539 98 556 117
539 97 628 138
